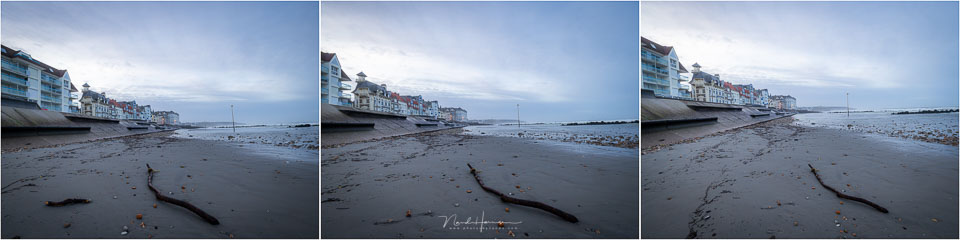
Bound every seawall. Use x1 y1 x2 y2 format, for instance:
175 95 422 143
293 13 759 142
321 103 459 147
1 106 171 151
641 91 794 149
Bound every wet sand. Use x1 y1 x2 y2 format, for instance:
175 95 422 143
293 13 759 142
1 132 319 238
641 117 959 238
321 129 639 238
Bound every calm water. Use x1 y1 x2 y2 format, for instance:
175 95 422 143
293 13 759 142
464 123 639 149
793 108 959 146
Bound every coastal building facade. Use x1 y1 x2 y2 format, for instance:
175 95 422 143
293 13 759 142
1 45 79 113
769 95 797 110
689 63 727 103
153 111 179 125
642 37 688 98
321 52 353 106
440 107 468 122
350 71 454 119
80 83 153 120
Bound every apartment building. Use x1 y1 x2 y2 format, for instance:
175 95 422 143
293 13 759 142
153 111 179 125
321 52 353 106
1 45 79 113
641 37 688 98
440 107 468 122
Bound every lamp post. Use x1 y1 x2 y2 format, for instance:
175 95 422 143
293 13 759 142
516 104 520 129
231 105 236 133
846 93 850 117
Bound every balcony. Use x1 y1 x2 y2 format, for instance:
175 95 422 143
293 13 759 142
42 85 61 93
41 95 61 103
2 72 28 86
1 86 27 96
321 88 329 95
641 51 669 66
1 59 28 76
341 83 352 89
339 93 352 99
322 67 329 74
41 74 60 84
642 64 669 75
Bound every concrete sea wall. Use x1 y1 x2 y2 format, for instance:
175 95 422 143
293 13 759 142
641 92 794 149
1 106 170 151
321 104 458 147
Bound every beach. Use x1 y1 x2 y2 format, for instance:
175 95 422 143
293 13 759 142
1 130 319 238
321 128 639 238
641 117 959 238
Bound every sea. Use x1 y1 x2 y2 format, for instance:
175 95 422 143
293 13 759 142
792 107 959 146
172 124 319 161
463 121 639 150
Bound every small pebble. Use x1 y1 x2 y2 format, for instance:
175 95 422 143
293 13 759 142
454 203 460 207
113 196 118 199
121 231 128 236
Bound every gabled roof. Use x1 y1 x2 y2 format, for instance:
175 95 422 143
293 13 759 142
321 52 335 62
678 62 688 73
1 45 67 77
641 37 674 56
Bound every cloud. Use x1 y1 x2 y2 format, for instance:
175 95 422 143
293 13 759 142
642 2 913 91
1 2 317 104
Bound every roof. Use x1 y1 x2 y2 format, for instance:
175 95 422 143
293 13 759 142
353 80 387 94
678 62 688 73
357 71 367 77
692 62 701 68
1 45 68 77
691 71 719 84
340 71 352 81
641 37 674 56
70 82 78 92
321 52 335 62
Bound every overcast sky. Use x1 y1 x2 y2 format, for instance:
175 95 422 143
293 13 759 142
322 1 640 122
1 1 319 124
642 1 959 109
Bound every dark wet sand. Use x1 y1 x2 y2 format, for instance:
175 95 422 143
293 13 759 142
641 117 959 238
1 132 319 238
321 129 639 238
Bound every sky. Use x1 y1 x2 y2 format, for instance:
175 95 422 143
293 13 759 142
1 1 320 124
642 1 959 110
322 1 640 122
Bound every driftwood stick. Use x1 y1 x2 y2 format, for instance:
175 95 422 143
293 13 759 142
807 164 888 213
466 163 579 223
146 164 220 225
44 198 91 206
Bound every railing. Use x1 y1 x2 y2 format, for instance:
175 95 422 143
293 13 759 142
321 75 329 82
321 88 329 95
41 95 61 103
2 72 28 85
641 65 669 75
42 85 62 93
1 59 28 75
322 67 329 74
641 51 669 66
1 86 27 96
341 83 352 89
339 93 352 99
41 74 60 85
